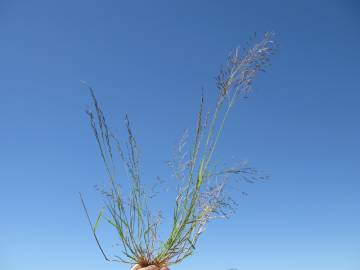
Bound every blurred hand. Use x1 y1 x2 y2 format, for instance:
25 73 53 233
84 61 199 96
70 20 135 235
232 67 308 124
131 264 169 270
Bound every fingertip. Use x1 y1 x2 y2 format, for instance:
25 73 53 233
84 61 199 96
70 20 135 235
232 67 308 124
131 264 142 270
142 265 160 270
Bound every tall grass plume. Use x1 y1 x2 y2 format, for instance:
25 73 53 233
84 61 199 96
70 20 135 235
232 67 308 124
80 32 276 268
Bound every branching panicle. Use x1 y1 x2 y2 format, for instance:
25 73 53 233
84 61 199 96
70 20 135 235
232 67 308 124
81 33 276 267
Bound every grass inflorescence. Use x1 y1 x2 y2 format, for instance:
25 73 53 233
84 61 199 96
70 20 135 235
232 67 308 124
80 32 276 268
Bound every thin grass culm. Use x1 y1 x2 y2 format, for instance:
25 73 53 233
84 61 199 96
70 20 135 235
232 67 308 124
80 32 276 268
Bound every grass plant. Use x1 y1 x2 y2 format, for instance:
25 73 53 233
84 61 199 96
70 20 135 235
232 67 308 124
80 32 276 268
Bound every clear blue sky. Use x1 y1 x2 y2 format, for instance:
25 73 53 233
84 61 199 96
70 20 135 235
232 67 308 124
1 1 359 270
